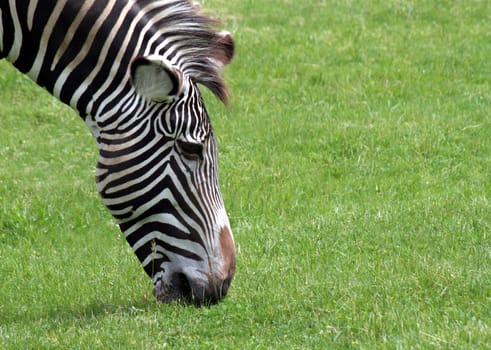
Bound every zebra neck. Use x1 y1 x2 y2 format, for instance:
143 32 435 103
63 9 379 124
2 0 133 118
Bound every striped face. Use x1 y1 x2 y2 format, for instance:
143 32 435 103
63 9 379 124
95 55 235 305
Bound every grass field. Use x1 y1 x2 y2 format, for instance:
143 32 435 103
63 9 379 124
1 0 490 348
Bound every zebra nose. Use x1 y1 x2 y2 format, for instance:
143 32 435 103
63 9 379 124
168 272 230 306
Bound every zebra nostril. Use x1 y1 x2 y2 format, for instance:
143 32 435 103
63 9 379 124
176 273 190 290
172 273 213 306
170 272 193 302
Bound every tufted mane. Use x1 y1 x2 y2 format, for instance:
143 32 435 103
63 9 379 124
150 0 233 104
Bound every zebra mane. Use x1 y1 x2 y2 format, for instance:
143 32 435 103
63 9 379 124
153 0 234 104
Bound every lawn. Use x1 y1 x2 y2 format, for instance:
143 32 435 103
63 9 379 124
1 0 490 348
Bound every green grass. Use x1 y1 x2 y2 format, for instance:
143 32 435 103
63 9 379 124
1 0 490 348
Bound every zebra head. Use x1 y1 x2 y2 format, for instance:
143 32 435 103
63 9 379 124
95 30 236 305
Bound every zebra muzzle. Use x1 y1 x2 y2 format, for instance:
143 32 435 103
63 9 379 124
151 224 236 305
152 271 232 306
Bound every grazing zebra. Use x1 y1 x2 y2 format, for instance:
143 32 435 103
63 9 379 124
0 0 236 305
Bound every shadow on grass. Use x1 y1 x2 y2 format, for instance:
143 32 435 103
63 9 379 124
0 298 159 326
0 294 207 327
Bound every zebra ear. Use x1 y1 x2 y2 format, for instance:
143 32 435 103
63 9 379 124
130 56 183 102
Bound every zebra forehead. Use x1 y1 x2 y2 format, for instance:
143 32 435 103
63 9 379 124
172 93 211 135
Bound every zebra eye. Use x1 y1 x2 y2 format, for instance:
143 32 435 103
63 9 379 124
176 140 204 161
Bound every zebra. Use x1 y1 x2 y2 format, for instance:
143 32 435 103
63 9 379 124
0 0 236 305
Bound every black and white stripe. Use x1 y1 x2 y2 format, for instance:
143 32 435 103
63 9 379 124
0 0 236 304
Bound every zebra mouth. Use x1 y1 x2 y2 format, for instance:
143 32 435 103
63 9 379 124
152 272 229 306
152 273 192 304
